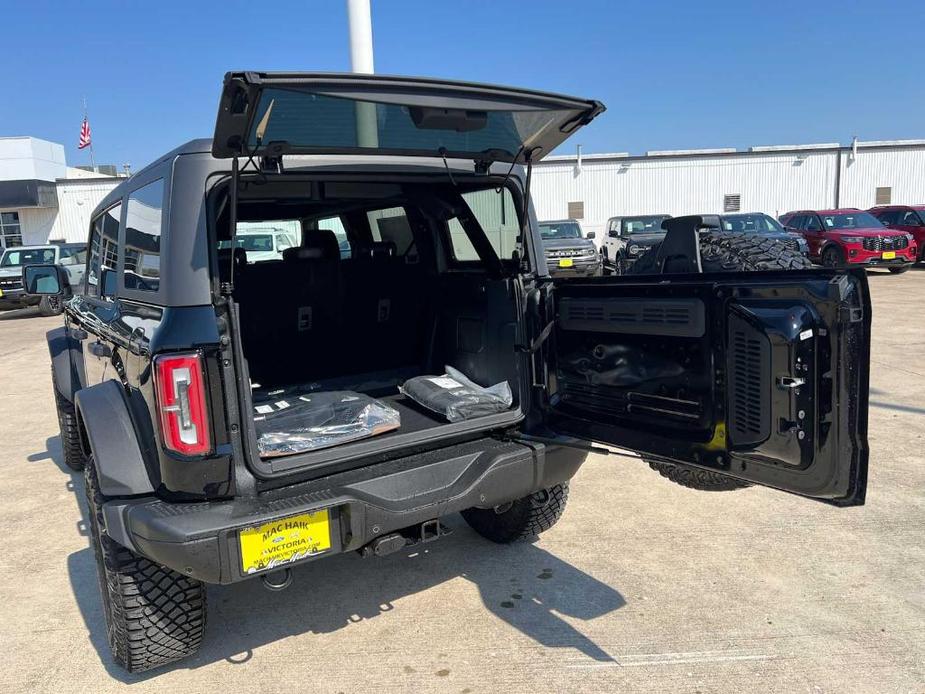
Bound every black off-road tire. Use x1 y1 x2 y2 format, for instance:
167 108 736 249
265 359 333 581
645 459 752 491
85 459 206 672
462 483 569 543
630 231 814 275
888 266 910 274
53 377 86 472
628 231 813 492
821 245 844 269
38 295 65 316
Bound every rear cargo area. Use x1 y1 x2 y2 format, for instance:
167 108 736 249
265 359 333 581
214 174 525 465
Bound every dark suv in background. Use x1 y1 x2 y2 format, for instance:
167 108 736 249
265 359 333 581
780 208 917 273
869 205 925 263
23 71 871 673
537 219 602 277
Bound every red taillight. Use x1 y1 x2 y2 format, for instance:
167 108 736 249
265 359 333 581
154 353 211 456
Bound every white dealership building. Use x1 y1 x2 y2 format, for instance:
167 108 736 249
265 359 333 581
4 134 924 251
0 136 122 251
531 139 925 239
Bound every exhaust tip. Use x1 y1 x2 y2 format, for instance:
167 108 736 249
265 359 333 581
261 568 292 591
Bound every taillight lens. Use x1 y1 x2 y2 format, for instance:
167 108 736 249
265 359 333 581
154 353 211 456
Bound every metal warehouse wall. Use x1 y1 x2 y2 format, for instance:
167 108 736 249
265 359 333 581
838 144 925 209
531 141 925 239
48 179 121 243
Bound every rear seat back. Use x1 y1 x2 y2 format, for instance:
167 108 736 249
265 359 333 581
343 241 431 373
237 230 344 385
237 231 433 386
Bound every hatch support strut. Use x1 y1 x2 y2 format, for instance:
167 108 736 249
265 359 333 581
221 155 241 296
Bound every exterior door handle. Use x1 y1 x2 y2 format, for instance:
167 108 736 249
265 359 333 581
89 341 112 358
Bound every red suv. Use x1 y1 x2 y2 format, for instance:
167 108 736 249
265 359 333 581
869 205 925 263
780 208 917 274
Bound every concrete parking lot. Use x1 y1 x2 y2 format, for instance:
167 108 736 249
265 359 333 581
0 270 923 694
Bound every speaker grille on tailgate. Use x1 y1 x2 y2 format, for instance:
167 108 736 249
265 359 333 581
558 298 705 337
727 313 771 446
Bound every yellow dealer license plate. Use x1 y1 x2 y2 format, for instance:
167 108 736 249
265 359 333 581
558 258 574 268
0 289 3 297
239 510 331 574
882 251 896 260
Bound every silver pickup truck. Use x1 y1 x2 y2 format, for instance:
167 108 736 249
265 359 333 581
0 243 86 314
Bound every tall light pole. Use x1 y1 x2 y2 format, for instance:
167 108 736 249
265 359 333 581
347 0 378 147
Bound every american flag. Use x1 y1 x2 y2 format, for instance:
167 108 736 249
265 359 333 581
78 117 91 150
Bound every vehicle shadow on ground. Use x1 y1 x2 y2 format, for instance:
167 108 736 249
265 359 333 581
54 444 625 683
0 307 42 320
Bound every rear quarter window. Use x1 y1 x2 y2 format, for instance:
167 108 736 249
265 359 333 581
124 179 165 293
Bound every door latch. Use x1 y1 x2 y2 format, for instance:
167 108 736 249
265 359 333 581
777 376 805 389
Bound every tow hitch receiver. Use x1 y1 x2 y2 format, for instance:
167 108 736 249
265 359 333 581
360 520 453 558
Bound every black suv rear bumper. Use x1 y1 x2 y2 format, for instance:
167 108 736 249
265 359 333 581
101 438 585 584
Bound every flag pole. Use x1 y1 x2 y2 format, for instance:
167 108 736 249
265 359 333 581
82 97 95 170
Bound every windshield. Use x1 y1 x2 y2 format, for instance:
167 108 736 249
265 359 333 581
0 247 55 267
821 212 883 230
622 216 668 235
721 214 784 233
538 222 583 240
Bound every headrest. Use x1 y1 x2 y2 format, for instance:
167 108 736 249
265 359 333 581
283 230 340 262
354 241 397 261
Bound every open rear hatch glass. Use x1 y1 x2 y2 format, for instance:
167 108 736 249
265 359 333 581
212 72 604 163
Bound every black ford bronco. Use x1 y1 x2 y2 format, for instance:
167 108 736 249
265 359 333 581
24 73 870 672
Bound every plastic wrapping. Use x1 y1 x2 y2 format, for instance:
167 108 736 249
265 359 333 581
252 389 400 457
399 365 513 423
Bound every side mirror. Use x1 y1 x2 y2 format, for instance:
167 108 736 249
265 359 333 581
22 264 65 296
608 229 620 238
586 231 596 240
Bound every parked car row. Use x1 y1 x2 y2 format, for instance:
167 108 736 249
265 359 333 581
538 204 923 278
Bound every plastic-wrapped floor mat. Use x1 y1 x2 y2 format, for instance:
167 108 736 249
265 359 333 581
399 365 512 423
253 389 400 457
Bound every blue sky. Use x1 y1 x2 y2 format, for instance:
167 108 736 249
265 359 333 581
4 0 923 170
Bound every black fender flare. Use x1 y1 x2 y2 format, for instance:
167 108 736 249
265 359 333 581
47 326 85 403
75 380 155 497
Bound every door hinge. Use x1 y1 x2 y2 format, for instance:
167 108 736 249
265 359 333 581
838 305 864 323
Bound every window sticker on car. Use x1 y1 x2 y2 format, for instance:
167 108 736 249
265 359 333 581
255 404 274 414
800 329 813 341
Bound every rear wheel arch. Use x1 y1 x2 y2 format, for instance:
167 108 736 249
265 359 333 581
74 381 156 497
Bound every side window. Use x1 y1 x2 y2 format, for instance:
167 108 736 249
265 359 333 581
314 216 351 259
899 210 921 226
368 207 415 259
124 179 164 292
86 203 121 299
783 215 801 230
446 187 521 262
